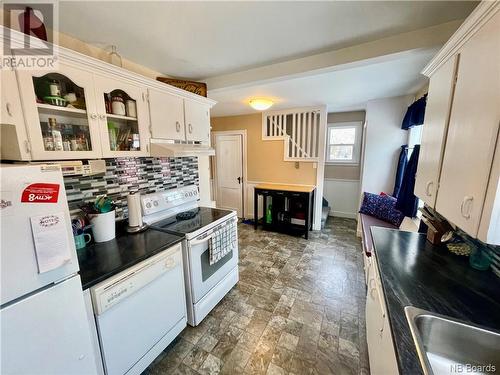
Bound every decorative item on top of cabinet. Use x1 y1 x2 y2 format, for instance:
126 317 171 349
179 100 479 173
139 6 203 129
16 63 102 160
156 77 207 97
93 74 150 158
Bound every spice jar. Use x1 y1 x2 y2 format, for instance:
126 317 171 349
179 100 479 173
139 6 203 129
111 95 126 116
49 79 61 97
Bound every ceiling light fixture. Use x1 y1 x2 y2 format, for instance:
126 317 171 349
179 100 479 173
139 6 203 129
249 98 274 111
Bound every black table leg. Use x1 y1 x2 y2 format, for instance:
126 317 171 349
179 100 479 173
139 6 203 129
304 193 309 239
254 190 258 229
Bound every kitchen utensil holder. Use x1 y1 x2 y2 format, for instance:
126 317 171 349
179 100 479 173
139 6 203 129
91 210 116 242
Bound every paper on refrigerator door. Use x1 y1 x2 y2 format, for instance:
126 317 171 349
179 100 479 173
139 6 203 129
30 212 72 273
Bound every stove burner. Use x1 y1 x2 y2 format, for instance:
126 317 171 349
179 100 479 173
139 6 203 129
176 208 200 221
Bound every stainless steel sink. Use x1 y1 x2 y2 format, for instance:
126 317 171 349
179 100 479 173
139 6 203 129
405 306 500 375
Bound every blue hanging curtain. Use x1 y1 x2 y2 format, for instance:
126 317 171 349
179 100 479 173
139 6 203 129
393 145 408 198
396 145 420 217
402 94 427 130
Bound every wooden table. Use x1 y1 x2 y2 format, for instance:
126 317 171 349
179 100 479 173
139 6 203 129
254 184 316 239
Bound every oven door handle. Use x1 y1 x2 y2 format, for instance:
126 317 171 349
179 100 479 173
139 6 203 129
190 233 214 246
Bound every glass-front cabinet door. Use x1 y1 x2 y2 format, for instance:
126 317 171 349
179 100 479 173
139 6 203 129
93 74 150 157
16 63 102 160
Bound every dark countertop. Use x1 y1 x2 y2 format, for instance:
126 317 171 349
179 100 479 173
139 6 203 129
371 227 500 375
77 224 184 290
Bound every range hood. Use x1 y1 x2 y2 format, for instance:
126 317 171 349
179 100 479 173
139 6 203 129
150 139 215 157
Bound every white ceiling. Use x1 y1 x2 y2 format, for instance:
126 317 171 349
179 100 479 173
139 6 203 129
208 47 438 117
59 1 477 80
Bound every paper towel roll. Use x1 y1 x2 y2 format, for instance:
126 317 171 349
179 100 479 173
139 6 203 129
127 192 143 227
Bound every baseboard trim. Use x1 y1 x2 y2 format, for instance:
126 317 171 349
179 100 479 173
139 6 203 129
329 211 357 219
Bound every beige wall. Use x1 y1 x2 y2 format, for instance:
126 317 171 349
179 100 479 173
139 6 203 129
211 114 317 185
325 111 366 180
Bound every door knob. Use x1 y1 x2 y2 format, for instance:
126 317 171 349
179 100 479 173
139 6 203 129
237 177 242 184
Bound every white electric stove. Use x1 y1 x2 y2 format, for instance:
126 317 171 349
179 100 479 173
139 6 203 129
141 185 239 326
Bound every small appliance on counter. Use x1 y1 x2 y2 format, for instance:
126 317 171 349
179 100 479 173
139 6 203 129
126 192 148 233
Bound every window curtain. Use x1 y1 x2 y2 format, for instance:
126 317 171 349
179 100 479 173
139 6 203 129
402 94 427 130
393 145 408 199
396 145 420 217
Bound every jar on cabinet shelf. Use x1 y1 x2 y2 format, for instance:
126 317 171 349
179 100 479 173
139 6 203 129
111 95 126 116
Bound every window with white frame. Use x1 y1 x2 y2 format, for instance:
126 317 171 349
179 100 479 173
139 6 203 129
326 122 362 164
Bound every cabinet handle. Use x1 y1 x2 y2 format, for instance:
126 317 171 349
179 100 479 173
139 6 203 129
5 102 13 117
90 113 98 120
369 278 376 289
460 196 473 219
425 181 434 196
188 123 193 133
24 140 31 154
99 114 106 120
176 121 181 132
370 287 377 300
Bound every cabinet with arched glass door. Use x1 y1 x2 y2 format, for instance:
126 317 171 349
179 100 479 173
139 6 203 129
93 74 150 158
16 62 102 160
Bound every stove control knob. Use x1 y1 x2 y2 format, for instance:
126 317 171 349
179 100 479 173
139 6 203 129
146 202 152 209
153 201 159 206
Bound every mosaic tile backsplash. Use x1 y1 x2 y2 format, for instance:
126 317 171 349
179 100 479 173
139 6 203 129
64 157 199 219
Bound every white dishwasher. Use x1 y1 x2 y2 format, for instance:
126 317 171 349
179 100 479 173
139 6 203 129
91 243 186 375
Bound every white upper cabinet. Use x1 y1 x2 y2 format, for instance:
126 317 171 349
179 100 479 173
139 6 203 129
1 30 215 161
16 63 102 160
184 100 211 143
0 66 31 160
148 89 185 141
435 11 500 237
93 74 150 157
414 56 457 208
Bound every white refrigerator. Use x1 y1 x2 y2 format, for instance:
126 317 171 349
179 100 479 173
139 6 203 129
0 164 98 374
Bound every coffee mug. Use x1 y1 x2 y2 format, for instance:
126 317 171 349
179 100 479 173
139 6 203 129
74 233 91 250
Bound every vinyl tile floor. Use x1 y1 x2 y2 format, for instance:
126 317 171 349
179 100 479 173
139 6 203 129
143 217 369 375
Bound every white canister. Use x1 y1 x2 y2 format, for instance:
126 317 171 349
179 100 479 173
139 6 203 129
90 210 116 242
111 96 126 116
125 100 137 118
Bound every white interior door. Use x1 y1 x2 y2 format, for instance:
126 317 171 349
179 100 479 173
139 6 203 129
215 134 243 216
